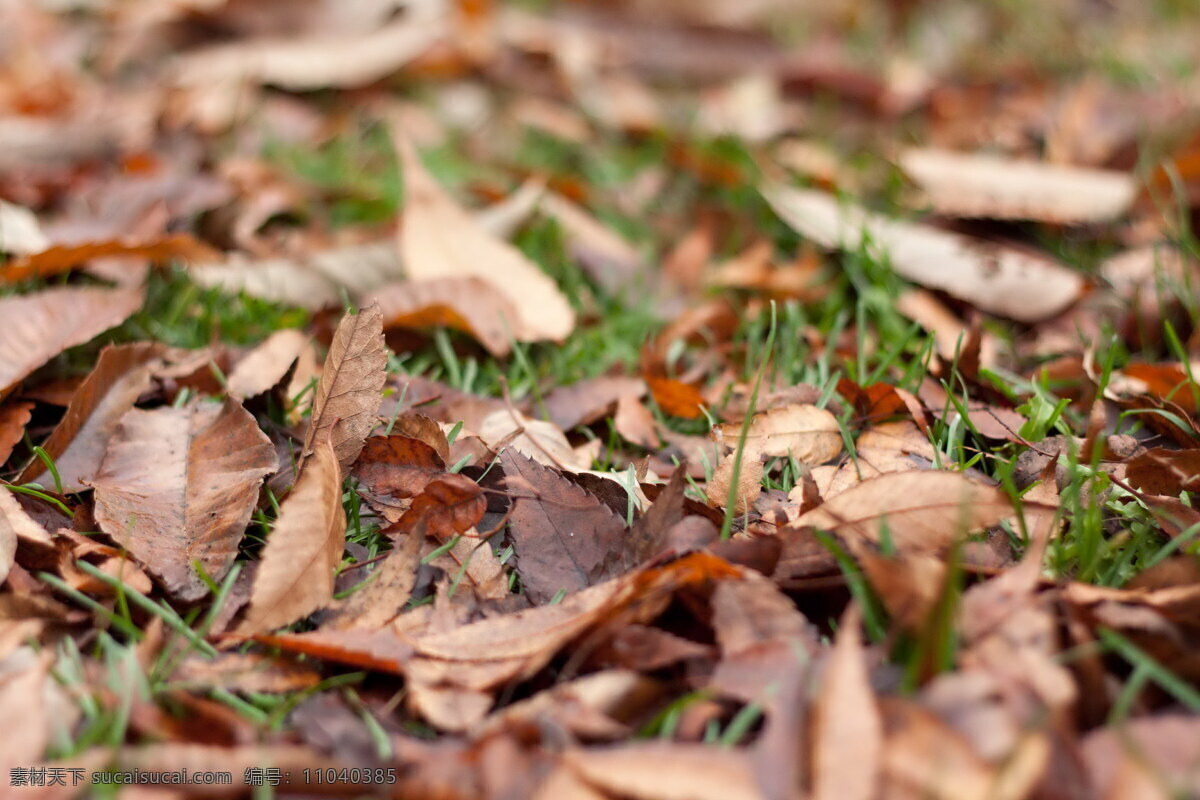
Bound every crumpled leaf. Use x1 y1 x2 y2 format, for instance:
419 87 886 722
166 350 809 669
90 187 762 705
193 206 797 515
238 438 344 634
301 305 387 471
396 131 576 343
396 473 486 541
762 185 1083 322
501 449 626 604
91 398 277 601
0 285 144 394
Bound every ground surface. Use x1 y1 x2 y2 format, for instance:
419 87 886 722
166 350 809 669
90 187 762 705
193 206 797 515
3 0 1200 798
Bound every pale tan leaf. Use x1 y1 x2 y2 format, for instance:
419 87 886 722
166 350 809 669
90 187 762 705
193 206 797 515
226 329 308 400
480 407 591 471
0 400 32 470
396 132 576 342
540 192 643 294
0 486 55 566
813 605 882 800
761 185 1082 322
324 532 422 630
714 403 843 461
564 742 761 800
301 306 387 471
18 342 165 491
0 199 48 255
190 252 341 310
0 285 144 394
706 450 763 514
796 471 1018 553
173 12 446 90
238 438 345 634
91 398 277 601
366 277 522 357
899 148 1137 224
880 698 995 800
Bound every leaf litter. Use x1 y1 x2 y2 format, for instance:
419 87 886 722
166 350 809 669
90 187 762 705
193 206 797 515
3 0 1200 798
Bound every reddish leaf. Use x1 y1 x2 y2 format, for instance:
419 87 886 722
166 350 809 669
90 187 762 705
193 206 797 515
395 473 486 540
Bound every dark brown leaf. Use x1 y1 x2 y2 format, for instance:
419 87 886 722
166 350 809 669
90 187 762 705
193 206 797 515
501 449 626 604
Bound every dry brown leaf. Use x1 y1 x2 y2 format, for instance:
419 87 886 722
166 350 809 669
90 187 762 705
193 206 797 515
480 407 590 471
544 376 647 431
91 398 277 601
1 234 218 285
714 403 843 462
0 400 32 468
899 148 1137 224
501 449 626 604
762 185 1083 322
238 438 344 634
353 433 445 522
0 649 56 765
173 11 447 91
614 392 662 450
0 285 144 394
324 533 422 631
396 132 575 343
301 305 387 471
880 697 995 800
396 473 486 541
796 471 1019 553
564 742 761 800
813 604 882 800
0 487 55 555
706 451 764 514
17 342 165 491
1126 448 1200 496
366 276 522 357
226 329 308 400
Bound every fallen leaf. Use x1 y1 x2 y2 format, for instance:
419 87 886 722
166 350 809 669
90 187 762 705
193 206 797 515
706 451 764 514
301 305 387 471
0 488 55 553
879 697 995 800
813 604 882 800
352 434 445 522
646 376 705 419
1 234 218 285
396 132 576 343
762 185 1083 322
481 407 590 471
0 285 144 394
17 342 165 491
0 400 32 468
367 276 522 357
324 533 422 630
0 199 48 255
1126 448 1200 495
91 398 277 601
238 438 344 634
396 473 486 540
796 471 1020 553
614 393 662 450
714 403 843 462
899 148 1137 224
501 449 626 604
544 376 647 431
540 193 643 295
225 329 308 400
564 742 761 800
173 11 447 91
